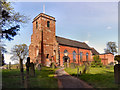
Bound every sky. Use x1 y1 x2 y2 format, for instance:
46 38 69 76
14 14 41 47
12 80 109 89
3 1 118 64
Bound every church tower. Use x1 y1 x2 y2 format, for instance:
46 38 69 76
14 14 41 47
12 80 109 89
29 13 56 64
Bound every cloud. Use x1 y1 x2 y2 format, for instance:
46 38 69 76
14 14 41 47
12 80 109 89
4 53 13 64
106 26 112 30
84 41 89 44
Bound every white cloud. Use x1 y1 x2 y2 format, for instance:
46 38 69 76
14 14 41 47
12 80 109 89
106 26 112 30
4 53 14 64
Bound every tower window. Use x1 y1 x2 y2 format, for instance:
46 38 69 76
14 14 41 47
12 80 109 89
46 54 49 58
36 21 38 29
86 53 89 61
47 21 50 28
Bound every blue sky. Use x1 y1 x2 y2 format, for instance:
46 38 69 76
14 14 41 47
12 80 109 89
4 2 118 64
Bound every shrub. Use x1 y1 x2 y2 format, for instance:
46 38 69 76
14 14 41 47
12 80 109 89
114 55 120 64
91 55 103 67
82 62 91 74
70 63 77 69
50 62 55 69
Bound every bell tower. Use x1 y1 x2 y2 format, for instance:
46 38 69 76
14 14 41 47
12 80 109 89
29 13 56 64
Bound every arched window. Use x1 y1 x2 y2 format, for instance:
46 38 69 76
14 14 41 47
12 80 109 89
73 51 76 62
47 21 50 27
64 50 68 56
80 52 83 61
86 53 89 61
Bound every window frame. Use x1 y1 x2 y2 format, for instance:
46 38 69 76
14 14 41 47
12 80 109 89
73 51 76 62
80 52 83 61
86 52 89 61
47 21 50 28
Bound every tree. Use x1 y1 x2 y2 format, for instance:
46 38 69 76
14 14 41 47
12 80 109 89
104 42 117 55
0 42 7 66
11 44 28 84
114 55 120 64
0 0 28 41
91 55 103 67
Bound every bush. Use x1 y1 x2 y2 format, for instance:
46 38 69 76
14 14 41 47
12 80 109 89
114 55 120 64
82 62 91 74
50 62 55 69
70 63 77 69
91 55 103 67
64 62 68 68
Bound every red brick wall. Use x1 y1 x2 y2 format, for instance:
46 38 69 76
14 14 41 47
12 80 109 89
59 45 92 66
99 54 114 65
29 13 57 64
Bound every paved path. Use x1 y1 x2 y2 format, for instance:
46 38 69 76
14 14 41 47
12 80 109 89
55 68 93 88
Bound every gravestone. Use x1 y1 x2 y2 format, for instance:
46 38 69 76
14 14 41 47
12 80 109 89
46 59 51 67
6 65 8 69
9 62 11 70
29 62 35 77
16 65 19 69
77 67 79 77
25 57 30 88
37 64 41 70
114 64 120 84
80 71 81 75
67 59 69 68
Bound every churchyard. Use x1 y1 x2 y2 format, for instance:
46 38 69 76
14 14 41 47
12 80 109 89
65 66 119 88
2 63 120 88
2 67 58 88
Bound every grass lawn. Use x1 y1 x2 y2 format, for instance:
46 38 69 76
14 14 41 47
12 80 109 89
2 67 58 88
65 66 120 88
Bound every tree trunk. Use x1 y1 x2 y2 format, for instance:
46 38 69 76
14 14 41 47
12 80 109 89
20 59 24 85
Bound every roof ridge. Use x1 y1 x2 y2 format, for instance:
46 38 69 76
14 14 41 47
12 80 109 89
56 36 84 44
56 36 91 50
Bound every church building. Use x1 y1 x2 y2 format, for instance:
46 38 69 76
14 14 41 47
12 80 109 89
29 13 114 66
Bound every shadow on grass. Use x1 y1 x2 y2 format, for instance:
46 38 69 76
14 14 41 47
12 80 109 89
69 71 119 88
2 67 58 88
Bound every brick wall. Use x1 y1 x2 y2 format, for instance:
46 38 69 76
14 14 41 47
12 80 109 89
59 45 92 66
29 13 57 64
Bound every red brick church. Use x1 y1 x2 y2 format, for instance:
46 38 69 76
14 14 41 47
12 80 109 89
29 13 114 66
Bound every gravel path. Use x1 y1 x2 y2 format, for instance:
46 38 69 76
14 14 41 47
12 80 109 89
55 68 93 88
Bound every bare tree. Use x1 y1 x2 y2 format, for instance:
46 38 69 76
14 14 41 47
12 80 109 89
104 42 117 55
11 44 28 85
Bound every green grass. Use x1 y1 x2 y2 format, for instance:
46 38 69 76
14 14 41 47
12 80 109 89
2 67 58 88
65 66 120 88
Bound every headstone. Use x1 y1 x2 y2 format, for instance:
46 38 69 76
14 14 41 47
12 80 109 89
46 59 51 67
80 71 81 75
37 64 41 70
24 57 30 88
9 62 11 70
16 65 19 69
29 63 35 77
67 59 69 68
6 65 8 69
114 64 120 84
77 67 79 77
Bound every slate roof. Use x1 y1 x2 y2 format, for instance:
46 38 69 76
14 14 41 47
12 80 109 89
91 48 99 55
56 36 91 50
